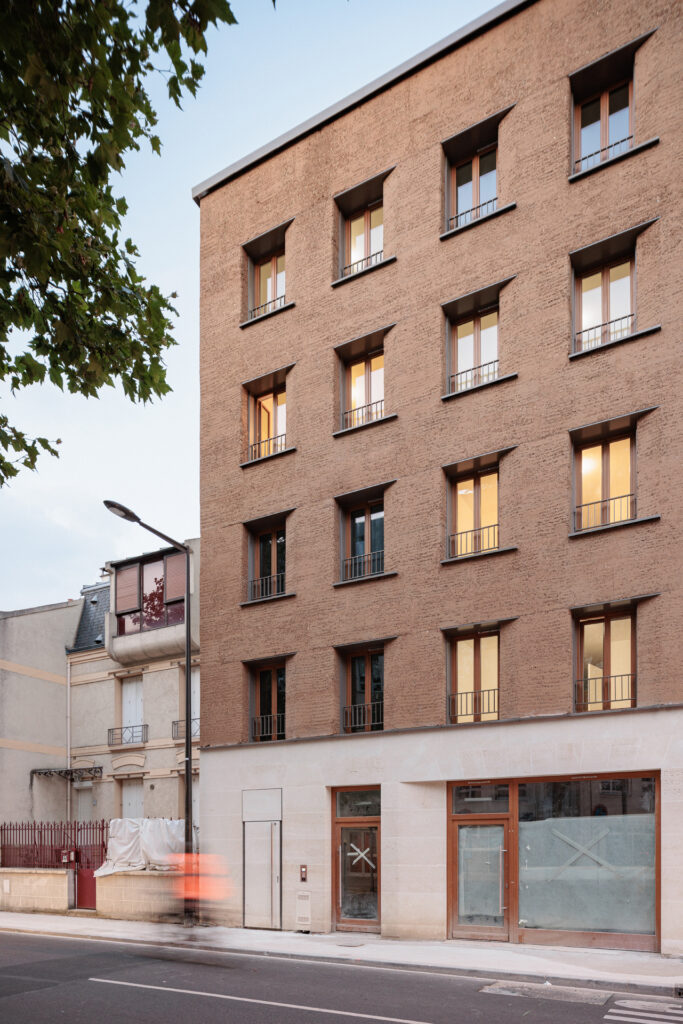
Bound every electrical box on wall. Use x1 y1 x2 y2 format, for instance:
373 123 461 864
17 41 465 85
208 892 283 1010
295 890 311 931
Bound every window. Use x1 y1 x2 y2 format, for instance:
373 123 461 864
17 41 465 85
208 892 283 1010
575 612 635 712
343 649 384 733
574 435 634 530
343 351 384 429
451 149 497 229
448 632 499 724
251 252 286 319
344 202 383 277
449 470 498 557
249 527 286 601
109 675 147 745
575 83 632 173
450 310 498 393
344 502 384 580
575 259 633 353
252 665 286 741
115 552 185 636
120 778 144 818
248 387 287 461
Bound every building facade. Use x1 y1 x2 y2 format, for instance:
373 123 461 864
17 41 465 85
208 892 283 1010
196 0 682 952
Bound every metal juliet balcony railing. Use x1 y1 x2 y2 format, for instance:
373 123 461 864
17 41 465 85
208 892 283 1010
248 294 286 321
342 249 384 277
573 494 636 532
343 700 384 733
573 313 635 353
108 724 148 746
574 135 633 174
448 689 498 723
342 549 384 581
247 433 287 462
172 718 200 740
574 674 636 713
342 399 384 430
247 573 286 601
252 713 285 742
448 524 499 558
448 196 497 230
449 359 499 394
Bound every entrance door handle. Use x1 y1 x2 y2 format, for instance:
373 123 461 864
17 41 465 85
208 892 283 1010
338 845 342 907
498 846 508 913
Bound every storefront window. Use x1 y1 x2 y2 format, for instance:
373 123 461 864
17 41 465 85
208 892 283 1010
453 783 509 814
336 789 381 817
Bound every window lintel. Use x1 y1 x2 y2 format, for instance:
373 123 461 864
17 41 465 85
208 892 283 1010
570 593 659 620
243 507 295 535
568 29 656 104
441 275 515 322
242 362 294 396
569 219 657 275
333 635 397 655
334 323 395 363
242 218 294 262
335 478 396 509
242 651 296 668
334 166 394 218
569 405 657 445
441 104 514 165
443 444 516 480
441 617 517 639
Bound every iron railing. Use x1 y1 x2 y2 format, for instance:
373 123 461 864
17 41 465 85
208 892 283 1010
107 724 148 746
252 713 285 741
574 674 636 713
449 359 499 394
342 549 384 581
248 294 286 320
448 688 499 722
573 493 636 531
342 249 384 277
448 524 499 558
448 196 497 230
573 313 635 353
172 718 200 740
0 820 108 869
247 433 287 462
574 135 633 174
343 700 384 732
342 399 384 430
247 573 286 601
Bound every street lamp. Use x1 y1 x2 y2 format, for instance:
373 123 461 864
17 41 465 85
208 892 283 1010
104 500 195 864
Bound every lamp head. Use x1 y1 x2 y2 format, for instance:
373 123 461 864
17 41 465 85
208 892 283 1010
103 500 140 524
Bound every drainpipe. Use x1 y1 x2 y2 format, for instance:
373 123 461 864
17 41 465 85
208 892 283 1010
66 658 72 820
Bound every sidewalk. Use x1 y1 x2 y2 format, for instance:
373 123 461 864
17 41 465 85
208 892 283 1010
1 910 682 996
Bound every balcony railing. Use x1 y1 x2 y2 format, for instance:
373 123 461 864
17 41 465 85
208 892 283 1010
573 313 635 353
448 689 498 722
172 718 200 740
448 524 499 558
343 700 384 733
108 724 148 746
342 549 384 581
448 196 497 230
342 399 384 430
574 674 636 713
573 494 636 532
247 433 287 462
247 573 286 601
449 359 499 394
342 249 384 277
252 713 285 741
574 135 633 174
248 294 286 320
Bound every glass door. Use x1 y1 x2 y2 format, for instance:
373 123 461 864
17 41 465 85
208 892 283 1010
334 824 380 930
452 820 509 938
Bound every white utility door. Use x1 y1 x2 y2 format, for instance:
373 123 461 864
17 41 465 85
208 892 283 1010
122 677 143 728
121 778 144 818
191 666 200 732
244 820 281 929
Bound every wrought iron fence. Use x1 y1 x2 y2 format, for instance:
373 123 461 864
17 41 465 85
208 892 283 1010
448 524 499 558
574 135 633 173
342 549 384 581
342 250 384 277
573 313 635 353
449 359 499 394
247 573 286 601
448 196 497 230
107 724 148 746
343 700 384 732
252 713 285 742
342 399 384 430
448 688 498 722
573 493 636 531
247 433 287 462
172 718 200 740
574 674 636 713
248 294 286 320
0 820 108 869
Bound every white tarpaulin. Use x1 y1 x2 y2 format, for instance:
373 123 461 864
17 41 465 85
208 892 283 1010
95 818 187 876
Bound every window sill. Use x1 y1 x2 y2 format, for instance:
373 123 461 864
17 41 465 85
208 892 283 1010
333 571 397 588
239 300 295 329
332 413 397 437
569 325 661 359
108 742 146 752
568 137 660 183
240 446 296 468
331 255 396 288
440 202 516 241
240 591 296 607
441 372 517 402
441 546 518 566
568 514 660 539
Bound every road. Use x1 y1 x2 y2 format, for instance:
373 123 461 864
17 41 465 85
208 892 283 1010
0 932 682 1024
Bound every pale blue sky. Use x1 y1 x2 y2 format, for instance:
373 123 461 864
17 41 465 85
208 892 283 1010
1 0 497 609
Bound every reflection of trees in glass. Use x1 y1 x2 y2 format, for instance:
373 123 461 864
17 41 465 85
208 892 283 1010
143 570 165 629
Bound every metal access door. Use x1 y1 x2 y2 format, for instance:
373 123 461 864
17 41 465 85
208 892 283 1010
243 820 281 929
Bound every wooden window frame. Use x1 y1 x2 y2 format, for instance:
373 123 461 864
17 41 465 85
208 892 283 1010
573 79 633 172
253 663 286 742
343 348 384 427
449 631 499 724
115 554 185 636
574 256 635 351
252 251 285 315
576 609 636 712
450 145 497 225
449 468 499 557
344 201 383 272
248 385 286 460
449 307 499 391
343 500 384 579
573 431 636 529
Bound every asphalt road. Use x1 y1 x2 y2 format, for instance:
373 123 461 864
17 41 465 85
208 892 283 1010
0 932 681 1024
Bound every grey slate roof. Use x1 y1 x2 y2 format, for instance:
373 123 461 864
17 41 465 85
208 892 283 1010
68 582 109 653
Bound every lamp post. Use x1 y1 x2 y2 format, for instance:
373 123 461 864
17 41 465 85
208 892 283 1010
103 501 194 867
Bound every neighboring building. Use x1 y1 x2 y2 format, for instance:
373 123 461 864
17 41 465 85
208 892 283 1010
0 598 83 820
195 0 682 952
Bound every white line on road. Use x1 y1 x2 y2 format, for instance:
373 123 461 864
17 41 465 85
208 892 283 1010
89 977 435 1023
605 1014 683 1024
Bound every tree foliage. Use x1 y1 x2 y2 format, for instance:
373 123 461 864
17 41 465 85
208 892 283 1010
0 0 238 484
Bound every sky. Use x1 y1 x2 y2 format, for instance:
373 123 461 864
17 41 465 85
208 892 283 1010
0 0 499 610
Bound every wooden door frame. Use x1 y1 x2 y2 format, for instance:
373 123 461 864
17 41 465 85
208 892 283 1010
448 815 511 940
332 785 381 933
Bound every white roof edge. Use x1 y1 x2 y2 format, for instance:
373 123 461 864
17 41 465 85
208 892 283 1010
191 0 536 204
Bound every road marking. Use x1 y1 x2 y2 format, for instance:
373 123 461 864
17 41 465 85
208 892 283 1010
89 977 434 1023
605 1009 683 1024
